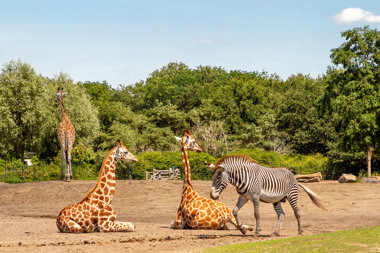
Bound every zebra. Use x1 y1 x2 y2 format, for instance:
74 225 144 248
207 155 326 236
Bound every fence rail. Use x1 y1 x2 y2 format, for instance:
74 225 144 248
145 168 180 180
0 160 68 183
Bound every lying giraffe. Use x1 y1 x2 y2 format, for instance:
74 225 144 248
170 130 252 234
56 140 138 233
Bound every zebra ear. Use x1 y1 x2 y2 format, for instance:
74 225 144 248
217 165 225 172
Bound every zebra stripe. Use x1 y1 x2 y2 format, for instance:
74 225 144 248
210 155 325 235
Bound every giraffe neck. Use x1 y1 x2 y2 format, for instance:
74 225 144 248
85 147 117 205
59 97 68 119
181 138 192 186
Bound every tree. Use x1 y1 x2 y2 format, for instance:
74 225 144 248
277 74 328 154
0 60 49 162
324 26 380 177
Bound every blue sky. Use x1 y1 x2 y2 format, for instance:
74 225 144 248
1 0 379 88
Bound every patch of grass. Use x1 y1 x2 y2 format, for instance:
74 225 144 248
204 226 380 253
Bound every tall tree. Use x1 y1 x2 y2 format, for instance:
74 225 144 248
0 60 48 162
324 26 380 176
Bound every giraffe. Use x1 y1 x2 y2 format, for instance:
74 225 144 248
170 130 252 234
56 87 76 182
56 140 138 233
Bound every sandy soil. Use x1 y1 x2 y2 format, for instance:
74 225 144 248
0 180 380 252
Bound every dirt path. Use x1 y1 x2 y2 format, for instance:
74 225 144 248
0 180 379 252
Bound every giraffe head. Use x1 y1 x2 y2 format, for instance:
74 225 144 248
175 130 202 152
55 87 67 102
115 139 138 163
207 162 228 200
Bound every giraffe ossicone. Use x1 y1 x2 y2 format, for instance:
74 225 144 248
56 87 76 182
171 130 250 233
56 140 138 233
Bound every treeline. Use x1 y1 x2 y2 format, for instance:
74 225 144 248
0 26 379 179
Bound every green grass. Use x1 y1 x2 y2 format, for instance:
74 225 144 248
204 226 380 253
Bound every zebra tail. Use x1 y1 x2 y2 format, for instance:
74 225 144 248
298 183 327 211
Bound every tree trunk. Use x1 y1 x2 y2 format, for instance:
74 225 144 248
367 145 372 178
20 144 25 165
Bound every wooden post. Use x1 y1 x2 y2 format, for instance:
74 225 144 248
367 145 372 178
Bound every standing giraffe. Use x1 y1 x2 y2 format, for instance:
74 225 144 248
56 87 76 182
170 130 252 234
56 140 138 233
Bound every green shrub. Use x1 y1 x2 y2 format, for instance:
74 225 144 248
226 148 329 178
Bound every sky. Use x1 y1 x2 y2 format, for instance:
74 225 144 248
0 0 379 88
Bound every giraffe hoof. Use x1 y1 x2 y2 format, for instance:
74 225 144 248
170 221 179 229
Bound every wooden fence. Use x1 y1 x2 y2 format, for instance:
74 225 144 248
145 168 180 180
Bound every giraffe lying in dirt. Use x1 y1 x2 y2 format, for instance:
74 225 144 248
171 130 253 234
56 140 138 233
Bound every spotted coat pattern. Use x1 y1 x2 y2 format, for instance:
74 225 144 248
56 140 138 233
171 130 243 232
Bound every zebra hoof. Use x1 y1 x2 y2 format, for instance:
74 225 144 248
240 225 253 235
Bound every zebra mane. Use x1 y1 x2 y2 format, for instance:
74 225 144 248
215 155 259 167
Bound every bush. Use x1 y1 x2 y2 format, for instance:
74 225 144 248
226 148 329 178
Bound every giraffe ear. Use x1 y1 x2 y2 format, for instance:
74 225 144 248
205 161 216 170
186 130 191 135
175 136 181 143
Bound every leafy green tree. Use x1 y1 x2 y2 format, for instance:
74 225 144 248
323 26 380 177
277 74 328 154
0 60 49 162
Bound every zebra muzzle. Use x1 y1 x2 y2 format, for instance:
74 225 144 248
210 188 219 200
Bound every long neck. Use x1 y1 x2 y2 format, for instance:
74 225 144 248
85 147 117 205
60 97 67 119
181 138 192 186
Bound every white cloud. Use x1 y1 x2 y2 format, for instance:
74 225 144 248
333 8 380 24
191 39 215 44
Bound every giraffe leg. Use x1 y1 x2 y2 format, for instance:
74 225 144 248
60 149 65 181
170 206 182 229
273 202 285 236
98 220 135 232
67 146 73 180
56 216 83 233
64 137 71 182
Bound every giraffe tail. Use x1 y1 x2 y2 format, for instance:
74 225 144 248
64 133 69 163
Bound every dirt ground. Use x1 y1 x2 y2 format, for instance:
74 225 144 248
0 179 380 252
